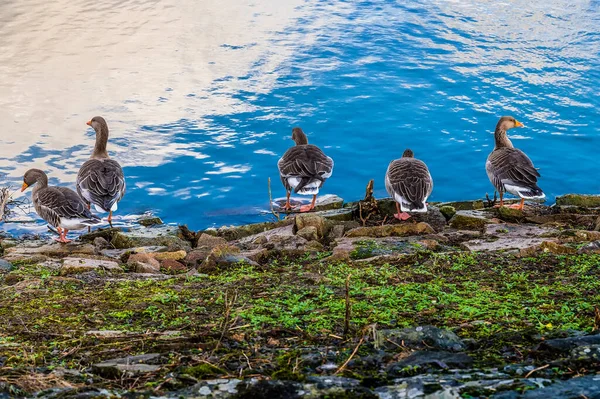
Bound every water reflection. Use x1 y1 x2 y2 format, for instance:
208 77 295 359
1 0 599 234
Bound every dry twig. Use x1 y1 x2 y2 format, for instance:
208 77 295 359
268 178 281 221
524 364 549 378
334 336 364 375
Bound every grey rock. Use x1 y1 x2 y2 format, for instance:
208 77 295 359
0 259 13 271
93 237 110 250
92 353 161 378
537 333 600 353
60 257 122 276
578 241 600 254
377 326 465 352
388 351 473 374
313 207 354 222
461 223 558 252
138 216 163 226
313 194 344 211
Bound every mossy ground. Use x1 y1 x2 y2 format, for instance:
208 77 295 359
1 250 599 395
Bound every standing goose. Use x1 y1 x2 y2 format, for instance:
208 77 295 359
21 169 101 243
277 127 334 212
486 116 545 210
385 149 433 221
76 116 126 227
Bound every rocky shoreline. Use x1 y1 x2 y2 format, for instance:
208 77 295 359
1 191 600 398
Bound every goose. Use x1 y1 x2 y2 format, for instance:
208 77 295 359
385 149 433 220
277 127 334 212
76 116 126 227
21 169 101 243
486 116 545 210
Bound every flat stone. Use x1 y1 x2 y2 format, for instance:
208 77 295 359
438 199 485 211
345 222 434 238
462 223 558 253
313 208 354 222
332 236 428 261
151 250 187 261
93 354 162 378
313 194 344 211
4 242 96 261
537 334 600 353
494 375 600 399
389 351 473 372
496 206 525 223
449 210 491 230
214 219 294 241
556 194 600 207
60 257 122 276
578 241 600 254
111 226 190 251
377 326 465 352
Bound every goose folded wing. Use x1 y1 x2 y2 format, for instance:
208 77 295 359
37 188 91 220
278 147 333 178
389 161 432 204
489 149 540 186
78 160 125 207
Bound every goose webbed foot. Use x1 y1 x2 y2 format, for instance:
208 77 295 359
394 212 412 221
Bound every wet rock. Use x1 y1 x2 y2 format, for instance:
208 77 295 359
377 326 465 352
138 216 163 226
497 206 526 223
345 222 434 238
313 194 344 211
439 205 456 221
60 257 122 276
537 333 600 353
151 250 187 261
388 351 473 374
449 210 491 230
296 226 319 241
127 253 161 273
92 353 161 378
558 229 600 243
493 374 600 399
556 194 600 207
313 207 354 222
160 259 188 274
438 199 485 211
0 259 13 271
294 214 325 238
333 237 428 261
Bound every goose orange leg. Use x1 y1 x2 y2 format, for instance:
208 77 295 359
54 227 72 243
493 192 504 208
283 191 293 211
508 198 525 210
108 211 113 228
300 195 317 212
394 202 411 221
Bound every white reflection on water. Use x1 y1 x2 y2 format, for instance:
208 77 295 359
0 0 308 181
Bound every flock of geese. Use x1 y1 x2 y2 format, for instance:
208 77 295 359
18 115 544 243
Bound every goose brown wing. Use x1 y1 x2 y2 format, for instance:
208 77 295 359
487 148 540 191
278 145 333 179
77 159 126 211
35 187 95 225
386 158 433 204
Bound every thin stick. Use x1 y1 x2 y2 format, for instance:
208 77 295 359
524 364 549 378
268 178 280 221
0 187 12 221
344 274 352 338
334 336 364 375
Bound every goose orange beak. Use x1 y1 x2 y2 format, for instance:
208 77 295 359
515 120 524 128
21 183 29 192
86 120 92 126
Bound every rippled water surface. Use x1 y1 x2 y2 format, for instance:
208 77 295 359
1 0 599 233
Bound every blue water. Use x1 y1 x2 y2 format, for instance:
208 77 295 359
1 0 599 234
